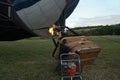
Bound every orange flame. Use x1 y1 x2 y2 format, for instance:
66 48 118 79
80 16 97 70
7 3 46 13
49 27 54 36
49 24 56 36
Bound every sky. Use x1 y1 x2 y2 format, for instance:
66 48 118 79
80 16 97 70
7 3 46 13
66 0 120 27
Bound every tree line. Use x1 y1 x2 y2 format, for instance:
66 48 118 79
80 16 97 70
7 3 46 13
71 24 120 36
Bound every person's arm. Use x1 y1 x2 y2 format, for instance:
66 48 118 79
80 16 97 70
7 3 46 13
68 52 73 55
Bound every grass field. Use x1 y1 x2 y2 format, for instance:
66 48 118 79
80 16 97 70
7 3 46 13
0 36 120 80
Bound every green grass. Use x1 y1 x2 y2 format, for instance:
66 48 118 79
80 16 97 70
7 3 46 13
0 36 120 80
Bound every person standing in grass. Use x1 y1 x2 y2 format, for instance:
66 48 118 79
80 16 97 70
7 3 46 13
58 39 72 60
55 39 72 74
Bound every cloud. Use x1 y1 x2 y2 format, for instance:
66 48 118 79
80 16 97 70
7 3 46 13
66 15 120 27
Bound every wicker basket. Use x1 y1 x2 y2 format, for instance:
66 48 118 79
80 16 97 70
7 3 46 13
54 36 101 67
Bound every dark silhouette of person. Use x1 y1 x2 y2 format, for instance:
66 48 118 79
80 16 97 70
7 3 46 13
56 39 71 74
58 39 71 60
